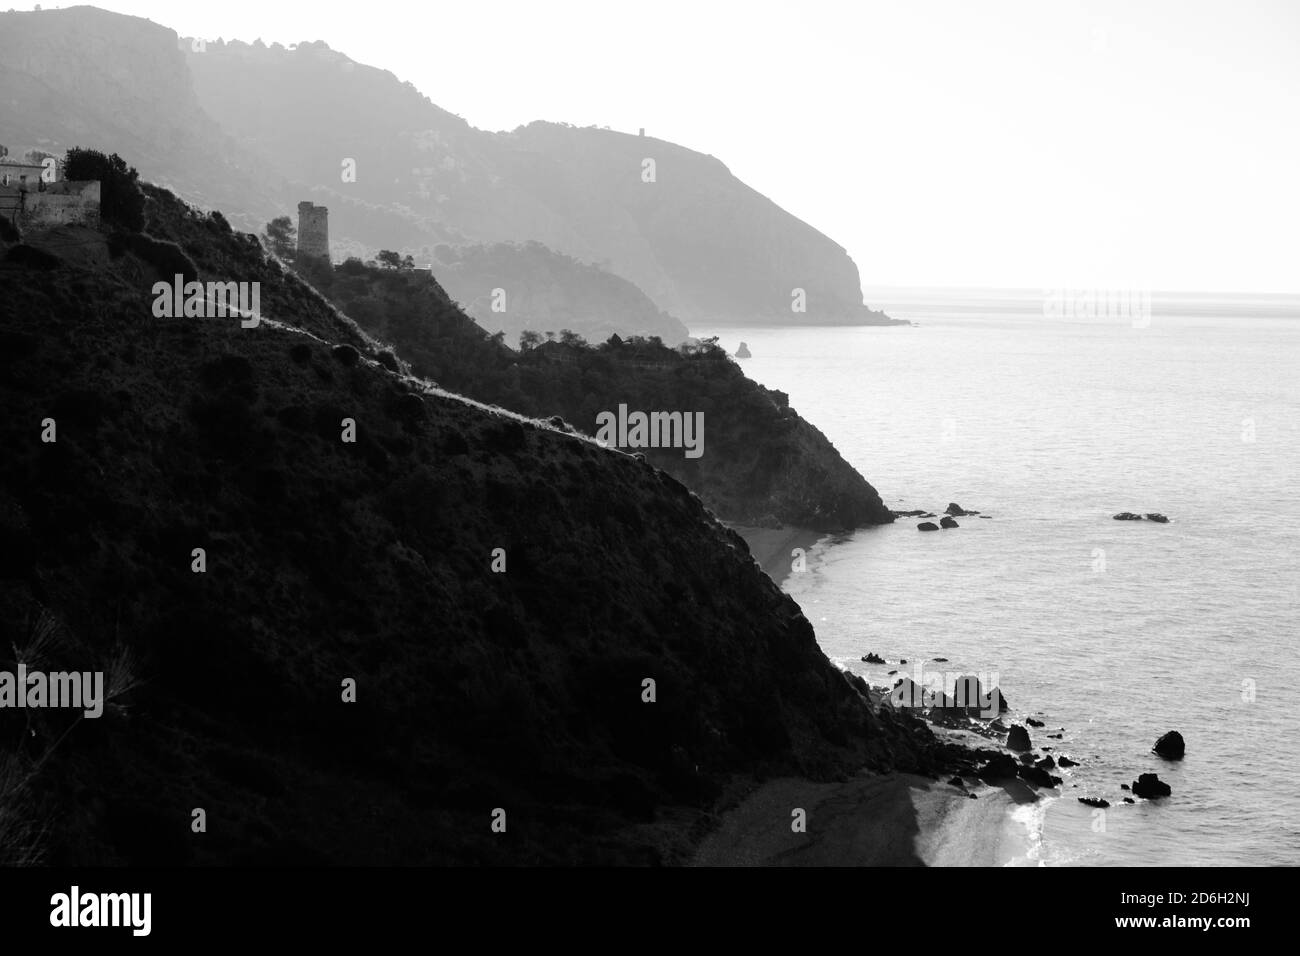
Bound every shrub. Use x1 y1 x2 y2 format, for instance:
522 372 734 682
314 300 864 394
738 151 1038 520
62 148 145 231
122 232 199 280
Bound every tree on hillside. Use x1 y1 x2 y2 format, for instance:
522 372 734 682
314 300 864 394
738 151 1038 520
63 148 144 231
263 216 296 262
559 329 587 348
519 331 542 351
377 250 402 270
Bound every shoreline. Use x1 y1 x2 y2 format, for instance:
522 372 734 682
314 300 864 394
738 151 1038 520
727 524 826 587
691 771 1021 866
710 523 1029 867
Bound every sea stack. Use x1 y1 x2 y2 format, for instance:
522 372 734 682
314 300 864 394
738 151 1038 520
1006 724 1033 751
1153 731 1185 759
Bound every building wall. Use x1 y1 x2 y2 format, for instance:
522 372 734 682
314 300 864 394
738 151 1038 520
0 162 48 190
2 181 102 229
297 201 330 261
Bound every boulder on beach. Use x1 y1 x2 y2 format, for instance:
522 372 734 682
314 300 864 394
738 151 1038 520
1078 797 1110 809
1153 731 1185 759
1006 724 1032 752
1018 753 1035 765
1131 773 1172 799
1036 755 1056 770
860 652 886 664
917 522 940 531
948 776 965 788
940 516 959 529
977 753 1020 782
1018 764 1058 788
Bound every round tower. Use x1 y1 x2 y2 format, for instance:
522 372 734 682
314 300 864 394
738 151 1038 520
296 201 330 262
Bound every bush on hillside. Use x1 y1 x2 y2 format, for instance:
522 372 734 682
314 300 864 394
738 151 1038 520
62 148 145 232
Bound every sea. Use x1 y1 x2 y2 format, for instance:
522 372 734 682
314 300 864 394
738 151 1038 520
699 292 1300 867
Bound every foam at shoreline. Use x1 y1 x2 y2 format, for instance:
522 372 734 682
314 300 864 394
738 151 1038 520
692 772 1021 866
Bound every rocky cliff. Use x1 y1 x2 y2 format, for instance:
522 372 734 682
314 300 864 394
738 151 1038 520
0 178 929 865
309 257 893 530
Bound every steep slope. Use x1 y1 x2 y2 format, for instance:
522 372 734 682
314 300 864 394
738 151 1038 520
308 259 892 529
0 9 441 251
0 181 933 865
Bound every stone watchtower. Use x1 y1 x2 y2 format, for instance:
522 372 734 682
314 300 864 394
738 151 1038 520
296 201 330 262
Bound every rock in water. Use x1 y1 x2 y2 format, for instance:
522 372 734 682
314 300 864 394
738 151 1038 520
945 502 967 516
1113 512 1143 521
940 516 959 529
735 341 751 358
1006 724 1032 752
917 522 940 531
1078 797 1110 808
1153 730 1185 759
860 652 885 664
1018 764 1058 788
1131 773 1172 799
1057 755 1078 767
1145 513 1169 523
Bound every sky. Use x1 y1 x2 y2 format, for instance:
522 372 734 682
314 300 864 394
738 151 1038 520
18 0 1300 293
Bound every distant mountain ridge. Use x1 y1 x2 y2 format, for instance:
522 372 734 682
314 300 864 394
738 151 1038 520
0 6 904 335
186 37 899 327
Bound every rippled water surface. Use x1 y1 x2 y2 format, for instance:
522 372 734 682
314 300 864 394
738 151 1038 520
699 306 1300 866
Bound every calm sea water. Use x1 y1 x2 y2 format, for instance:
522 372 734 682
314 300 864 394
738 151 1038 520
699 304 1300 866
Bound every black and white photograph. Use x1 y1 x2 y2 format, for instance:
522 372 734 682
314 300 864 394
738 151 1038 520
0 0 1293 939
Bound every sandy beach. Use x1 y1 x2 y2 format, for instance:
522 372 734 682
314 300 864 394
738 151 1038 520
710 524 1025 866
727 524 826 587
692 771 1020 866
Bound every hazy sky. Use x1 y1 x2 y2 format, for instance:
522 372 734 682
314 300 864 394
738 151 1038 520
23 0 1300 292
